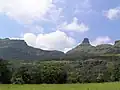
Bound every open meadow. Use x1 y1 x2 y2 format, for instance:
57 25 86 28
1 82 120 90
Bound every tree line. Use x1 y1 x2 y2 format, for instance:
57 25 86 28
1 57 120 84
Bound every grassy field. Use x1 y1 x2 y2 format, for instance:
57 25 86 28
0 82 120 90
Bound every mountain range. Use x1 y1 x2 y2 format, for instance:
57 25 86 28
0 38 120 60
0 38 64 60
65 38 120 60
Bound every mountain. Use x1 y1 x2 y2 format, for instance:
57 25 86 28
113 40 120 53
65 38 120 60
65 38 96 60
81 38 91 45
67 38 95 54
1 38 120 61
0 38 64 60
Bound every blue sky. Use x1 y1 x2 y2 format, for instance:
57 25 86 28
0 0 120 52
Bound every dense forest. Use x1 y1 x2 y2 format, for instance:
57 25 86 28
1 38 120 84
1 57 120 84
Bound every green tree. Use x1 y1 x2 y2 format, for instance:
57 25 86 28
0 59 11 84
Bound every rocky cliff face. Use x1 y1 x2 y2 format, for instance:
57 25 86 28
81 38 91 45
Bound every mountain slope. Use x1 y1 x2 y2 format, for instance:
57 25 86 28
65 38 120 60
65 38 96 60
0 38 64 60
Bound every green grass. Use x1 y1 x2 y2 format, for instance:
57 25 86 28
1 82 120 90
101 54 120 56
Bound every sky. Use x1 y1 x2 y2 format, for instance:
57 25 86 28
0 0 120 53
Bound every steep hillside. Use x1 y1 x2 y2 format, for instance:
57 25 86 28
1 38 120 61
65 38 96 60
0 38 64 60
65 38 120 60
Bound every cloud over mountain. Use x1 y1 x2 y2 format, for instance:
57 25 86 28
24 30 76 52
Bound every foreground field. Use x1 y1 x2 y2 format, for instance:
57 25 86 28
0 82 120 90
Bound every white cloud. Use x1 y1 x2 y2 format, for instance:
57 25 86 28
74 0 92 14
0 0 56 23
80 0 91 9
43 7 64 23
24 33 37 46
104 7 120 20
10 38 23 40
59 17 89 32
23 30 76 52
53 0 65 3
64 48 72 53
24 25 44 34
91 36 113 46
0 0 65 35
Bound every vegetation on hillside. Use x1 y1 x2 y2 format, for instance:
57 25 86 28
0 38 64 60
1 38 120 84
1 57 120 84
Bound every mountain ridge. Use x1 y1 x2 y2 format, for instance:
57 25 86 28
0 38 120 60
65 38 120 60
0 38 65 60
